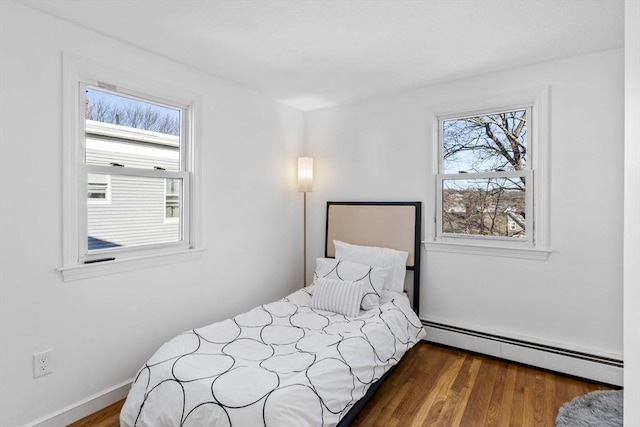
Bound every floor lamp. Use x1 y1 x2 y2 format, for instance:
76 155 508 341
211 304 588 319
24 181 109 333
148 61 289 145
297 157 313 287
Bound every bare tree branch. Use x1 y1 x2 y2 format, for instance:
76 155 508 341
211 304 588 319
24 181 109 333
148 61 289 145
87 99 180 136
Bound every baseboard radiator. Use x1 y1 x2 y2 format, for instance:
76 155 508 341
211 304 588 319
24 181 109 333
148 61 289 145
422 320 623 387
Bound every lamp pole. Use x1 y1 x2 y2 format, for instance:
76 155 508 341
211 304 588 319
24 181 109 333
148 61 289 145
297 157 313 287
303 190 307 286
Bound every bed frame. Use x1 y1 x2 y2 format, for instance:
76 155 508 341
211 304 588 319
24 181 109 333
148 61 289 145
324 201 422 426
324 201 422 313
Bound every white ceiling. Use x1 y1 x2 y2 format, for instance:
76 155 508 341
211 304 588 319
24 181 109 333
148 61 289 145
20 0 625 111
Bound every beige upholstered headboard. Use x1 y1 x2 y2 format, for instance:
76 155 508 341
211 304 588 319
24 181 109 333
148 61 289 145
324 201 422 313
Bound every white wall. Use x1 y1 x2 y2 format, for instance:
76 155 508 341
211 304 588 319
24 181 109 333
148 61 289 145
306 49 624 364
624 0 640 424
0 3 305 426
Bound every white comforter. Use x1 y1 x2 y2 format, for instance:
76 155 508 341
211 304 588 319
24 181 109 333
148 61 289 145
120 287 425 427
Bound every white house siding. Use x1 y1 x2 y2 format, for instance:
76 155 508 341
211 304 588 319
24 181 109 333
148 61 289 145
88 175 180 247
86 123 180 248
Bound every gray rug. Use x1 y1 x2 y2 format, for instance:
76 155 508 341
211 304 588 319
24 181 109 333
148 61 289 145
556 389 623 427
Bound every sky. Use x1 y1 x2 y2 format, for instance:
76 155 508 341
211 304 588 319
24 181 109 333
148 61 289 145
86 86 180 133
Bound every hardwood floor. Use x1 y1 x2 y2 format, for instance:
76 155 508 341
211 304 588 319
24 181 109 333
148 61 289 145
69 342 613 427
351 343 613 427
68 399 125 427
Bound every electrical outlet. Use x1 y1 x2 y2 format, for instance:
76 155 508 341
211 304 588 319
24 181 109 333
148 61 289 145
33 350 53 378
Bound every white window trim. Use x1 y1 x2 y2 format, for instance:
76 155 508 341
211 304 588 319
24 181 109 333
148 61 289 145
424 87 551 260
58 53 203 280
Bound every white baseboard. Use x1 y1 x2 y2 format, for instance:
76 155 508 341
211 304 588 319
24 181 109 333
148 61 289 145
422 319 623 387
24 379 132 427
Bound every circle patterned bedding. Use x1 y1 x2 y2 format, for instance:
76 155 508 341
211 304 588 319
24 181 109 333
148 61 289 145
120 286 425 427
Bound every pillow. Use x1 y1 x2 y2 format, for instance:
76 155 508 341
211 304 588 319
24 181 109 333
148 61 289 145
334 240 409 293
311 278 363 317
314 258 389 310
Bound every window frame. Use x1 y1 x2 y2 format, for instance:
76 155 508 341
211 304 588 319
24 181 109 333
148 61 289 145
59 54 203 280
425 88 551 260
436 105 533 245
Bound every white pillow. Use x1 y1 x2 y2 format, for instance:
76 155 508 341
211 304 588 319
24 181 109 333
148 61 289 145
334 240 409 293
311 278 363 317
314 258 389 310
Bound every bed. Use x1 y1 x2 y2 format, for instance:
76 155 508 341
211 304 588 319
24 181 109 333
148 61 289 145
120 201 425 427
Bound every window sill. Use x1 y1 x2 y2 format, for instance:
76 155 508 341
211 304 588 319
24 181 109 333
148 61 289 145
57 248 206 281
423 241 552 260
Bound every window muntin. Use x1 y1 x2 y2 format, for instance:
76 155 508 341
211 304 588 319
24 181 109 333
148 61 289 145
81 86 190 262
437 106 533 244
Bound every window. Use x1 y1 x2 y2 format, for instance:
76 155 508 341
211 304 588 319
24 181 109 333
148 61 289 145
165 178 180 220
84 87 186 254
60 55 201 280
429 89 550 259
438 108 532 242
88 174 110 203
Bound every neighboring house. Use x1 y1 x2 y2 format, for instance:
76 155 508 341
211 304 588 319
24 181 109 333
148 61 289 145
442 190 526 237
504 208 526 236
86 120 180 249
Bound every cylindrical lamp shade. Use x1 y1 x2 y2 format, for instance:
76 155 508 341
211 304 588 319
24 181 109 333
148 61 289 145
297 157 313 192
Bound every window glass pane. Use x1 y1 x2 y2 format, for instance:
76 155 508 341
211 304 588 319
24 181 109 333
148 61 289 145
165 178 180 219
88 174 109 200
84 88 181 170
442 109 527 173
442 178 526 238
87 175 182 251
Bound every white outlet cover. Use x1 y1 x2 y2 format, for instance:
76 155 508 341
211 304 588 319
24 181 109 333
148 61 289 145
33 349 53 378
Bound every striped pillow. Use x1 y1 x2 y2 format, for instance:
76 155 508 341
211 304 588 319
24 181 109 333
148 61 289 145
311 278 363 317
313 258 389 310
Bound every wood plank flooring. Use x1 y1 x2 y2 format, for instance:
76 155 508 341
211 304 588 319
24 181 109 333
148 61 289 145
351 343 613 427
69 342 614 427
